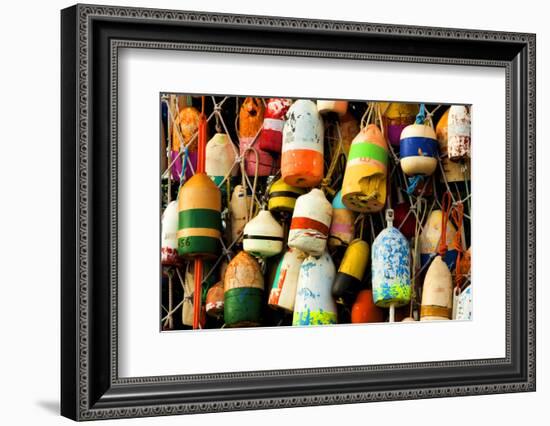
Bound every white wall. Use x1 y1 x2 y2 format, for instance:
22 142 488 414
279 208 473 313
0 0 546 424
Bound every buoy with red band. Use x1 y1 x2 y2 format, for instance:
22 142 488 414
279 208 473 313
205 133 237 187
448 105 471 161
281 100 324 188
317 100 348 116
293 251 338 326
243 210 284 258
258 98 292 153
177 173 222 258
268 247 307 312
341 123 388 213
420 255 453 321
380 102 419 148
161 200 179 265
268 178 306 213
288 188 333 256
332 239 370 304
436 108 468 182
328 190 356 250
372 210 411 320
224 251 264 327
351 289 385 323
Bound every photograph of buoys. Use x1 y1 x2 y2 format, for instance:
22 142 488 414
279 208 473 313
160 95 472 331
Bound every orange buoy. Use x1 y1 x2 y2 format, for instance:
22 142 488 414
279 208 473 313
351 289 385 323
420 255 453 321
205 281 224 318
281 100 324 187
288 188 333 256
171 106 200 180
341 124 388 212
177 173 222 258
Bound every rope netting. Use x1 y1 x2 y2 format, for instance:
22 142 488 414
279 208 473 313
160 95 471 330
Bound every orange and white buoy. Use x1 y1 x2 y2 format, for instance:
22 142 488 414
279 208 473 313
281 100 324 187
288 188 333 256
436 108 468 182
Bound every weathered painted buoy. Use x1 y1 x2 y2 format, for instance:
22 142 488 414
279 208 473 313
351 289 385 323
419 210 458 270
243 210 284 258
453 285 473 320
177 173 221 258
420 255 453 321
380 102 419 148
229 185 251 243
400 123 438 176
224 251 264 327
205 281 224 318
372 210 411 312
268 178 306 213
205 133 237 187
293 251 338 326
161 201 179 265
258 98 292 153
436 109 468 182
339 112 360 156
341 124 388 213
317 100 348 116
328 190 356 250
171 106 200 180
182 262 209 328
288 188 333 256
448 105 471 161
281 99 324 188
332 239 370 303
268 247 307 312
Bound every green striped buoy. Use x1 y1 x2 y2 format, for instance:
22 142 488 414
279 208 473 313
177 173 222 258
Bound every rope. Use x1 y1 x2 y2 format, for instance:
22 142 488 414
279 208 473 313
451 202 465 291
437 191 452 256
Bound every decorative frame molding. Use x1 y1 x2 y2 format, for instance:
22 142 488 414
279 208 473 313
61 3 536 420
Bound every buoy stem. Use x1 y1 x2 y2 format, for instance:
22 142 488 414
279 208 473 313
389 303 396 323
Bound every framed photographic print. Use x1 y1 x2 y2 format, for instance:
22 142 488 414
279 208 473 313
61 3 536 421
